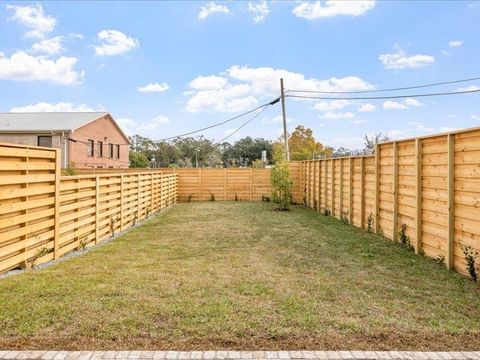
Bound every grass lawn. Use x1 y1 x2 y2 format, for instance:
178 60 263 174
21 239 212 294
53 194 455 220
1 202 480 351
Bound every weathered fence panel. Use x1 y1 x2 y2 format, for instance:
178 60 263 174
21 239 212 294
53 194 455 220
0 142 178 274
301 126 480 277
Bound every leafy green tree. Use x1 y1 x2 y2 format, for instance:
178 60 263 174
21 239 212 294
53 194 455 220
129 151 149 168
271 162 293 210
288 125 331 160
221 137 273 166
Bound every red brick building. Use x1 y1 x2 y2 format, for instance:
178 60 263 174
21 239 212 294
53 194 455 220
0 112 130 168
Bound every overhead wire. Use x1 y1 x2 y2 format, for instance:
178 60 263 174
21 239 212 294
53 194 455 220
285 88 480 101
286 76 480 94
155 97 280 142
213 105 271 146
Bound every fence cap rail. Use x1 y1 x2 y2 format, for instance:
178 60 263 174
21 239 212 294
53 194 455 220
60 170 170 180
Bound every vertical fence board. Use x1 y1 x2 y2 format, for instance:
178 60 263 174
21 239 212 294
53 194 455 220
415 139 423 254
447 134 455 270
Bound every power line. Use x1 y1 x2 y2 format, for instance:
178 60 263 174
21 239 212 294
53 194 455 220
286 76 480 94
155 97 280 142
285 88 480 101
213 105 270 146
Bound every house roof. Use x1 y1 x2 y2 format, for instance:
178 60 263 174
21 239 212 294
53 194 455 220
0 112 130 144
0 112 109 132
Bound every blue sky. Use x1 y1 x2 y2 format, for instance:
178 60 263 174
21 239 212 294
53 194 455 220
1 1 479 149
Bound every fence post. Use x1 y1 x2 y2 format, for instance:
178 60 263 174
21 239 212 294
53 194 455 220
150 172 154 213
250 168 253 201
312 161 317 209
120 174 124 231
348 157 353 225
339 158 344 219
53 148 61 259
198 168 202 201
324 160 328 212
447 134 455 270
374 145 380 234
95 175 99 244
137 173 141 218
331 159 335 217
392 142 399 242
224 168 227 200
360 157 365 230
415 139 423 254
317 161 321 212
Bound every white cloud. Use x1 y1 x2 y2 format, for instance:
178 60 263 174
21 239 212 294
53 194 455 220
457 85 480 92
329 136 364 149
116 117 137 135
446 114 457 119
185 65 373 113
9 101 100 112
387 129 404 139
31 36 63 55
441 50 451 56
189 75 228 90
313 100 353 111
440 126 458 132
137 82 170 93
7 3 56 39
138 115 170 130
263 115 293 124
292 0 375 19
383 100 407 110
351 119 367 124
0 51 84 84
471 114 480 121
408 121 434 132
198 2 231 20
69 33 84 39
358 103 376 112
248 1 271 23
379 46 435 69
449 40 464 47
404 98 422 107
94 30 139 56
383 98 421 110
319 111 355 120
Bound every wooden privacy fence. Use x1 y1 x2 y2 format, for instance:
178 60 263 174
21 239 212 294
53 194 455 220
301 126 480 276
0 142 178 274
160 161 303 203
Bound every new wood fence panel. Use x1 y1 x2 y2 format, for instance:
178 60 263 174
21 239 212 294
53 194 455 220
299 126 480 278
162 163 302 204
453 129 480 274
0 142 178 275
0 143 58 273
421 136 448 260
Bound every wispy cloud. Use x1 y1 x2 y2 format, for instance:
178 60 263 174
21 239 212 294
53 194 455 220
137 82 170 93
94 29 139 56
248 1 271 23
292 0 376 20
379 46 434 69
198 2 231 20
6 3 56 39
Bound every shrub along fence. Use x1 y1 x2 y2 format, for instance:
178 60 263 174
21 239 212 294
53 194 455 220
160 162 303 203
301 126 480 277
0 142 178 274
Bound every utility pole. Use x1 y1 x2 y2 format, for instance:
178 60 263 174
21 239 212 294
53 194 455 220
280 78 290 161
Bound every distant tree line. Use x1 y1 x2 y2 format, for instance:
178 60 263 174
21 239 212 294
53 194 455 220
128 126 390 168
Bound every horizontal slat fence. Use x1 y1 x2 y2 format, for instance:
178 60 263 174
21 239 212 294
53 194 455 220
0 142 178 274
301 127 480 277
160 162 302 204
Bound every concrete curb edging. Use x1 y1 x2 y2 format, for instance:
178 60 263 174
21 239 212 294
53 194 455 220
1 351 480 360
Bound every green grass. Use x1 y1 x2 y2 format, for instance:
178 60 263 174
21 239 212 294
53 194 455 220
1 202 479 350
